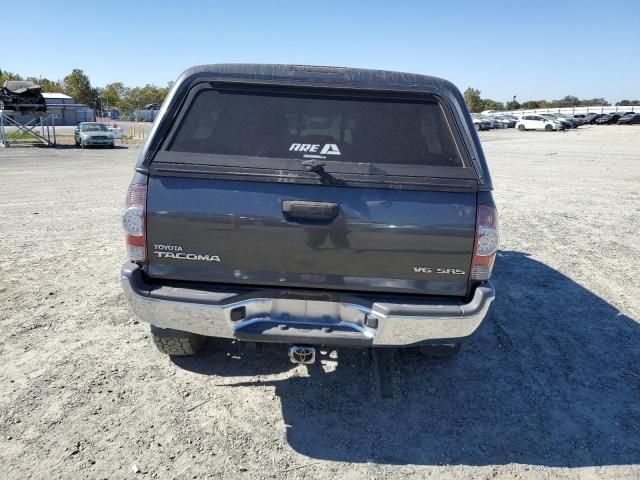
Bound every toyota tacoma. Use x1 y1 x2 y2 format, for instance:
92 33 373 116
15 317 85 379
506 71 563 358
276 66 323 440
121 64 498 363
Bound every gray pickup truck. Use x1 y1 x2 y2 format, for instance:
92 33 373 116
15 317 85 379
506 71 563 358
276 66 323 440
121 64 498 364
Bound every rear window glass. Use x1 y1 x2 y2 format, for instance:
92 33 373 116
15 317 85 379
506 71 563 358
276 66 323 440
167 89 464 168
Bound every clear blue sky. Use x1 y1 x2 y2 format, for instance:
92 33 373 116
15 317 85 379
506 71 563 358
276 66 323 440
3 0 639 103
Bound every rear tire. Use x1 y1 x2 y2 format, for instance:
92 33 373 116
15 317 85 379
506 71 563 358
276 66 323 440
545 124 553 131
150 325 206 356
418 343 462 357
517 124 525 131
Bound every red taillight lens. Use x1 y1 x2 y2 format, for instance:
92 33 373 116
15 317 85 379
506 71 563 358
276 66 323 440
471 204 499 281
123 184 147 261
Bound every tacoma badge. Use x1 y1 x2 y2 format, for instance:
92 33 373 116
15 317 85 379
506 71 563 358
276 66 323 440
153 244 220 262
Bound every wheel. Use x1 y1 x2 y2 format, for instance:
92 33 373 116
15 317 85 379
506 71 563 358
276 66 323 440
545 124 553 131
518 124 525 131
74 137 80 146
418 343 462 357
150 325 206 356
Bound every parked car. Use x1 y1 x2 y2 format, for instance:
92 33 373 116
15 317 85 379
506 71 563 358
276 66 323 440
471 113 491 131
493 115 515 128
570 114 589 125
480 115 506 129
74 122 115 148
595 113 622 125
617 113 640 125
121 64 498 363
552 113 581 127
474 114 495 129
583 113 605 124
541 114 574 129
501 114 519 127
143 103 161 110
516 115 563 131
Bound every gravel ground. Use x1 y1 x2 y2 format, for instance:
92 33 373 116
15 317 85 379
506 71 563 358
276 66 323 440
0 126 639 479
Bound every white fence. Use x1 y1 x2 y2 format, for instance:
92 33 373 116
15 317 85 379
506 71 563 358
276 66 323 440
502 105 639 116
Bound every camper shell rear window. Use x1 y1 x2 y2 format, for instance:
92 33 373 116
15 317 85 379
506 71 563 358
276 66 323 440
151 84 478 185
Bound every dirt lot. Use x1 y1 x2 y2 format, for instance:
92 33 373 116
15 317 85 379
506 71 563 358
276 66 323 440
1 126 639 479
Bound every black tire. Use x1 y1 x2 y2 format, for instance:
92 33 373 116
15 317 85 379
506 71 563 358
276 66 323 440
74 137 80 146
517 124 525 131
150 325 206 356
545 124 553 131
418 343 462 357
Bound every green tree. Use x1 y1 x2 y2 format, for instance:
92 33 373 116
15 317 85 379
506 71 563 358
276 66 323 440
120 83 171 111
40 78 64 93
520 101 540 109
556 95 580 107
505 100 521 110
616 99 640 106
0 69 23 84
464 87 483 113
25 76 64 93
103 82 128 110
63 69 98 106
580 98 609 107
481 99 504 111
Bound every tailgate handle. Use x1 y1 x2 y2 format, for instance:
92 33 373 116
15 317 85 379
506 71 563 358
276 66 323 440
282 201 339 221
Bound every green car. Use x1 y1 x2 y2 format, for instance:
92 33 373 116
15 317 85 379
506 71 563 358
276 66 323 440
74 122 115 148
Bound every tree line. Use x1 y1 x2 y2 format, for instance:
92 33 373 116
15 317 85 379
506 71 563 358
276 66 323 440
3 68 638 113
0 68 172 112
463 87 639 113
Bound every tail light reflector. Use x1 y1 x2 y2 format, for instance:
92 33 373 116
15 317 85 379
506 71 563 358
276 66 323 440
471 204 499 280
123 184 147 262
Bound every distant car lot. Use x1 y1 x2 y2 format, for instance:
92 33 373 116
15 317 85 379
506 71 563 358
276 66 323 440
0 125 639 479
474 110 640 132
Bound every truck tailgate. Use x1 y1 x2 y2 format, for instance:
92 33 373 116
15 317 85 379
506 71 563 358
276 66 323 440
146 176 476 296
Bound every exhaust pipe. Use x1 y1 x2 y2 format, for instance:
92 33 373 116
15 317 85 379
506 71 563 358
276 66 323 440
288 345 316 364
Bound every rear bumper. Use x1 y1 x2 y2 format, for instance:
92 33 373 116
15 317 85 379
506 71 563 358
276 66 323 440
121 262 495 348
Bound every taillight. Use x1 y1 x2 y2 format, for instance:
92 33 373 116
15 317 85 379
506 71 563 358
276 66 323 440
471 203 499 280
123 184 147 262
